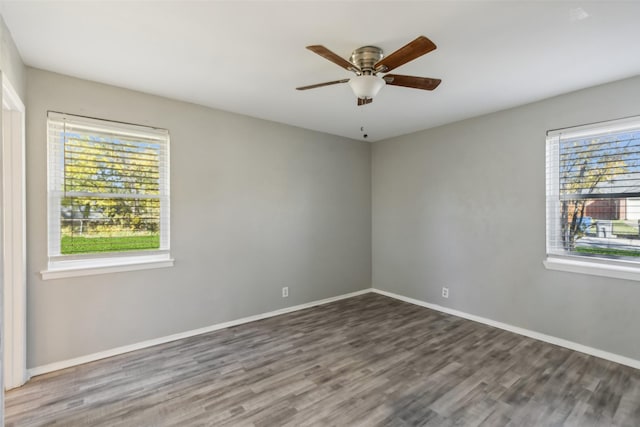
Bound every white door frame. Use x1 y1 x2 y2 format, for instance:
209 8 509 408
2 76 27 389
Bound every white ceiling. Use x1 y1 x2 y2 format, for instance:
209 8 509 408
2 1 640 142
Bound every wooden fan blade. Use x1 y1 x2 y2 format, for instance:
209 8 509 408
357 98 373 106
375 36 437 72
306 45 360 72
383 74 441 91
296 79 350 91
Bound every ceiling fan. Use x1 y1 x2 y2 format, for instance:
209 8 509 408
296 36 441 106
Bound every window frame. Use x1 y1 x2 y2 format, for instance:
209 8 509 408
545 115 640 281
42 112 173 280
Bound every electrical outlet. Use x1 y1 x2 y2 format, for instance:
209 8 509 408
442 287 449 298
282 287 289 298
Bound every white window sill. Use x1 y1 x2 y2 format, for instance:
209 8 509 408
544 256 640 281
41 254 174 280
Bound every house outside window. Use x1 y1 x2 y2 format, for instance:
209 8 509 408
43 112 173 279
545 115 640 280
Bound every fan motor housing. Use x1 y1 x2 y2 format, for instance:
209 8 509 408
350 46 383 75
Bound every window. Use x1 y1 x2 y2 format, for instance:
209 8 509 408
545 115 640 280
43 112 172 279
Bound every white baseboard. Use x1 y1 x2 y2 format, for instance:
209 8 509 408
29 286 640 378
28 288 371 378
372 288 640 370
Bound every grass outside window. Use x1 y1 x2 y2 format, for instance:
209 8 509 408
61 233 160 254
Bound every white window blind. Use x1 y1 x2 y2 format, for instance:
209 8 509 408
546 115 640 261
47 112 170 265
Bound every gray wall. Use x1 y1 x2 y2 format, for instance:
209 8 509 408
22 63 640 369
26 68 371 368
372 74 640 361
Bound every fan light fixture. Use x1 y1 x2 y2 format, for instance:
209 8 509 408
296 36 441 106
348 75 385 99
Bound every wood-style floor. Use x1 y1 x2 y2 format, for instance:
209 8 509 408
6 293 640 426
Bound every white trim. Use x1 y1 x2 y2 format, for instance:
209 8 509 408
28 288 371 377
45 112 171 270
545 133 561 255
1 76 23 111
47 111 169 140
28 286 640 378
544 256 640 281
372 288 640 370
545 115 640 270
2 76 28 390
547 114 640 140
41 255 175 280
